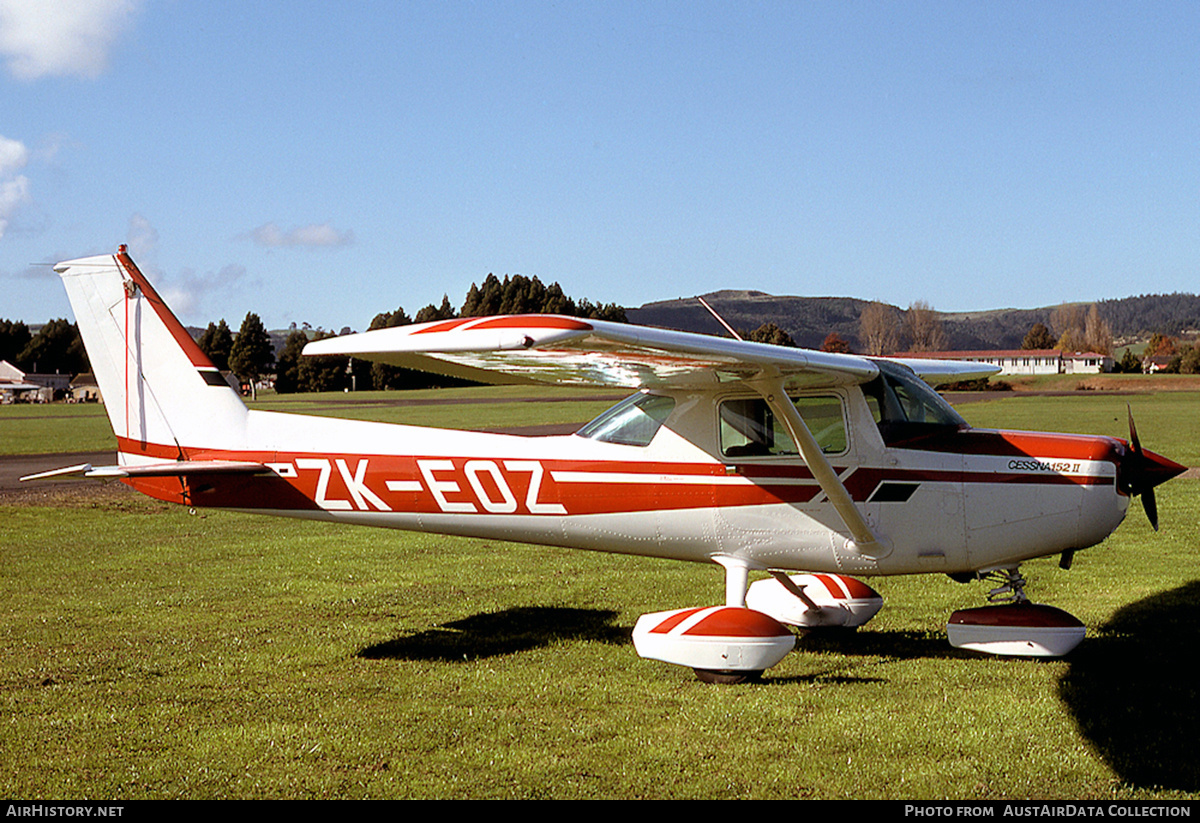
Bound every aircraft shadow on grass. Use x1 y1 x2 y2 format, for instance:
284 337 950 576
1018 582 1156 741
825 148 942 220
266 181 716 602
357 606 627 662
1058 580 1200 792
357 606 962 681
357 591 1200 789
797 629 963 661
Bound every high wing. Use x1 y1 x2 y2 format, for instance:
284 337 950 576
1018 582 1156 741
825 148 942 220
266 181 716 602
303 314 999 390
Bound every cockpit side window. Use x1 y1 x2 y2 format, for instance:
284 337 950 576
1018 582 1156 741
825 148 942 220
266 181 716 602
863 360 966 445
720 398 795 457
577 392 676 446
719 394 847 458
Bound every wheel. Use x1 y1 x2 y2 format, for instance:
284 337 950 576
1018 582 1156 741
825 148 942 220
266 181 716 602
692 668 763 685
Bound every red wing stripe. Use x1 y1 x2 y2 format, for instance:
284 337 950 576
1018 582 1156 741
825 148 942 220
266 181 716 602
468 315 593 331
411 318 477 334
410 315 594 335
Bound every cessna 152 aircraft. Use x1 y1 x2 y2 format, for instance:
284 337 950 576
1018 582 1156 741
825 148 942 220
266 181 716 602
26 247 1186 682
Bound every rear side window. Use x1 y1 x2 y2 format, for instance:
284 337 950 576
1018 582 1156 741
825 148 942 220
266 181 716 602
719 395 847 457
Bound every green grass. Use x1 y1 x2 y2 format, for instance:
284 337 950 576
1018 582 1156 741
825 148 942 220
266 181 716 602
3 389 1199 798
0 403 118 455
1000 373 1200 392
0 386 622 455
251 385 621 431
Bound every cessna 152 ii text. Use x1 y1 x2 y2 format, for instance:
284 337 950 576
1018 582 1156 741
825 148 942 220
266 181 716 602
26 247 1186 682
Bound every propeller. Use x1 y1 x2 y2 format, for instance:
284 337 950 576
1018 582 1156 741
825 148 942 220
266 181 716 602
1123 405 1187 531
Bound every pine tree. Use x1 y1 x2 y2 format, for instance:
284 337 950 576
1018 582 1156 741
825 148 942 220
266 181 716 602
229 312 274 395
18 319 89 374
367 306 414 390
746 323 796 347
197 319 233 370
273 331 309 393
0 319 32 365
1022 322 1055 350
296 330 349 392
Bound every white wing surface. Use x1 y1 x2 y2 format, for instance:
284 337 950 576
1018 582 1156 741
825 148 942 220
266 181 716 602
303 314 999 390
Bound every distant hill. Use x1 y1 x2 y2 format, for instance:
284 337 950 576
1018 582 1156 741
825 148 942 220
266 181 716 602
626 291 869 350
627 291 1200 351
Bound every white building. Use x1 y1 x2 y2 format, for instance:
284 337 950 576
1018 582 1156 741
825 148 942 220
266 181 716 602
0 360 76 402
892 349 1113 377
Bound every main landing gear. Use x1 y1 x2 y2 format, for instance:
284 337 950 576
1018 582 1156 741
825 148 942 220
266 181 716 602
946 566 1086 657
630 558 884 683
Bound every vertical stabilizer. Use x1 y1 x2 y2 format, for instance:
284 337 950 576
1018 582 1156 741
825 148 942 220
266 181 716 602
55 247 250 463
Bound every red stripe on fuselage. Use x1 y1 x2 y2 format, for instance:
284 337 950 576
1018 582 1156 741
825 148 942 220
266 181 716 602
114 432 1118 516
899 428 1126 462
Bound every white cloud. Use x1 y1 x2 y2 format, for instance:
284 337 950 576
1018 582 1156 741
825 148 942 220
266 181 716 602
159 264 248 319
0 134 28 176
248 221 355 249
0 0 143 80
0 134 30 238
127 211 159 260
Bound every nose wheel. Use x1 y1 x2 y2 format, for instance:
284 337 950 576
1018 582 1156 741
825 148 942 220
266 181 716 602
693 668 763 685
980 567 1029 603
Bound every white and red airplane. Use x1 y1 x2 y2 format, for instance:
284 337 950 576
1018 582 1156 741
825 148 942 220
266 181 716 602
26 247 1186 682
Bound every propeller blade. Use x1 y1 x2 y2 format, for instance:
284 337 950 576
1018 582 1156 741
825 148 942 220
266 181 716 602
1123 405 1185 529
1144 487 1159 532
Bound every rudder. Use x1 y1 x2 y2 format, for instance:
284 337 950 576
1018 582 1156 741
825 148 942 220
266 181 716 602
55 246 250 463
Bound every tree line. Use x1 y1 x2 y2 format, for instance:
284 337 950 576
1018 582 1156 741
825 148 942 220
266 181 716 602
1139 333 1200 374
0 318 89 376
11 280 1194 391
3 273 625 394
246 273 627 394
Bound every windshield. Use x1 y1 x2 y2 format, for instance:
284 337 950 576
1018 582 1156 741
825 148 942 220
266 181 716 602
576 392 676 446
863 360 966 445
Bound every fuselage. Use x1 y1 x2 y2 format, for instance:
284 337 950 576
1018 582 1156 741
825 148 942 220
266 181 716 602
119 379 1132 578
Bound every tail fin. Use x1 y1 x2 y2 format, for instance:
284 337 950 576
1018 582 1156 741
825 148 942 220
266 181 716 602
55 246 249 462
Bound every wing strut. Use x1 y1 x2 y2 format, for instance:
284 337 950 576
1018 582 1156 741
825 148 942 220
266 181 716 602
751 373 889 559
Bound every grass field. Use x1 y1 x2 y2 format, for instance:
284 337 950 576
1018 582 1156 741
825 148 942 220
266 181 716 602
0 385 623 456
2 388 1198 799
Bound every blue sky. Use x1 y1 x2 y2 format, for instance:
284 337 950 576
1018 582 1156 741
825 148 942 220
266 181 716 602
2 1 1197 331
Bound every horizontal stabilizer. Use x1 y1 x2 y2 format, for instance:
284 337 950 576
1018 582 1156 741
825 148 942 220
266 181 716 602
21 460 269 482
886 357 1002 385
